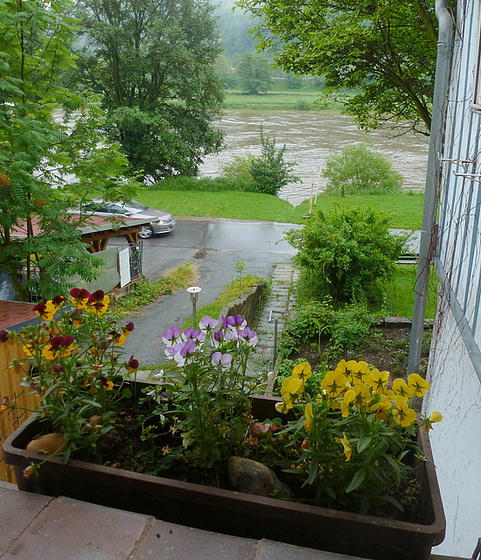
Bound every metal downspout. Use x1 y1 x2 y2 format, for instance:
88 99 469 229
407 0 453 374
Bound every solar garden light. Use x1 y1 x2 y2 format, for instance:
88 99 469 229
187 286 201 328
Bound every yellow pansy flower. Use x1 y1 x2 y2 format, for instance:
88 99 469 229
304 403 314 431
352 383 371 408
340 433 352 462
370 393 392 420
393 395 417 427
367 368 390 394
392 378 415 399
423 411 443 432
407 373 430 397
340 388 356 418
292 362 312 381
320 370 347 398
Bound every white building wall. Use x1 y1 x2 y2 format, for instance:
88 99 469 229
423 295 481 557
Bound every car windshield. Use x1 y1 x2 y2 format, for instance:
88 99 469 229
127 200 149 212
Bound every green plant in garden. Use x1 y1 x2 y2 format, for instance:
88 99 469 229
149 315 261 469
221 154 257 185
279 299 334 357
330 304 377 351
0 289 140 464
285 206 407 303
275 360 442 514
323 144 403 196
248 128 300 196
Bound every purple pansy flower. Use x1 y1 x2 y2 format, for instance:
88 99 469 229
224 314 247 330
162 325 182 346
174 339 197 366
199 315 219 333
183 327 205 342
238 327 258 347
211 351 233 369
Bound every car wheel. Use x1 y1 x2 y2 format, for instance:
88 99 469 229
139 226 154 239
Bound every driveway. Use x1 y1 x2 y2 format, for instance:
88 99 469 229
110 219 298 366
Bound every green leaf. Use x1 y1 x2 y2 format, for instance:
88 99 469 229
346 469 366 493
357 436 371 453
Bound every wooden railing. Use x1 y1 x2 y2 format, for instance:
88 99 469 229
0 341 37 483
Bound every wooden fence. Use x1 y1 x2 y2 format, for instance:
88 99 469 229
0 341 37 483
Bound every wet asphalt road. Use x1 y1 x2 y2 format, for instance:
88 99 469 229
110 219 298 366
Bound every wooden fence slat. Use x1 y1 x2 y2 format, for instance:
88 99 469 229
0 341 38 483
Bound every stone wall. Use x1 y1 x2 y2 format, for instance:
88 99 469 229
218 282 266 327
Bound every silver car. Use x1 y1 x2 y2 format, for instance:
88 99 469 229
82 199 175 239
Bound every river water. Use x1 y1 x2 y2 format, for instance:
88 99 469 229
199 110 429 206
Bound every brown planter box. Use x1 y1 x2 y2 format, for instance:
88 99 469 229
2 388 445 560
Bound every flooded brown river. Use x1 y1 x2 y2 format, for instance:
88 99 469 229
199 110 429 206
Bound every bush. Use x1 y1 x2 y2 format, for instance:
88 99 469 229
248 128 300 196
330 303 376 350
221 154 257 184
279 299 335 356
323 144 403 196
285 206 407 303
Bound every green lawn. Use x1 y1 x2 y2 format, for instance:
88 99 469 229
385 264 438 319
137 190 301 223
137 189 425 230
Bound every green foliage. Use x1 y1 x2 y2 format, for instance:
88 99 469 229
0 0 138 300
236 0 446 133
236 53 273 94
286 206 407 303
221 154 257 184
150 176 247 192
248 128 300 196
109 264 198 319
330 304 377 351
279 300 335 357
3 292 138 460
323 144 403 196
73 0 225 181
150 318 261 468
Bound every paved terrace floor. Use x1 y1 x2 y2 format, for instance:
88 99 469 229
0 481 367 560
0 482 466 560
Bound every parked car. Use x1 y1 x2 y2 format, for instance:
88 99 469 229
80 199 175 239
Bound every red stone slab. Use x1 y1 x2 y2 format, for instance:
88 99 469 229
131 519 257 560
1 496 151 560
0 486 52 556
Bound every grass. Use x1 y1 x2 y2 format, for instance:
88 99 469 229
108 263 198 319
297 193 425 230
385 264 439 319
136 187 425 230
182 275 265 329
137 190 301 223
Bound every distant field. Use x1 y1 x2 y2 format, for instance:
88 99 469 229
223 85 351 111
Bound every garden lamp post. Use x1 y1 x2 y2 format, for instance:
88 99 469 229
187 286 201 328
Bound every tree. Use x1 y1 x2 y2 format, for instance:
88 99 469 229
236 53 273 94
0 0 137 300
236 0 450 134
73 0 225 181
323 144 403 195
